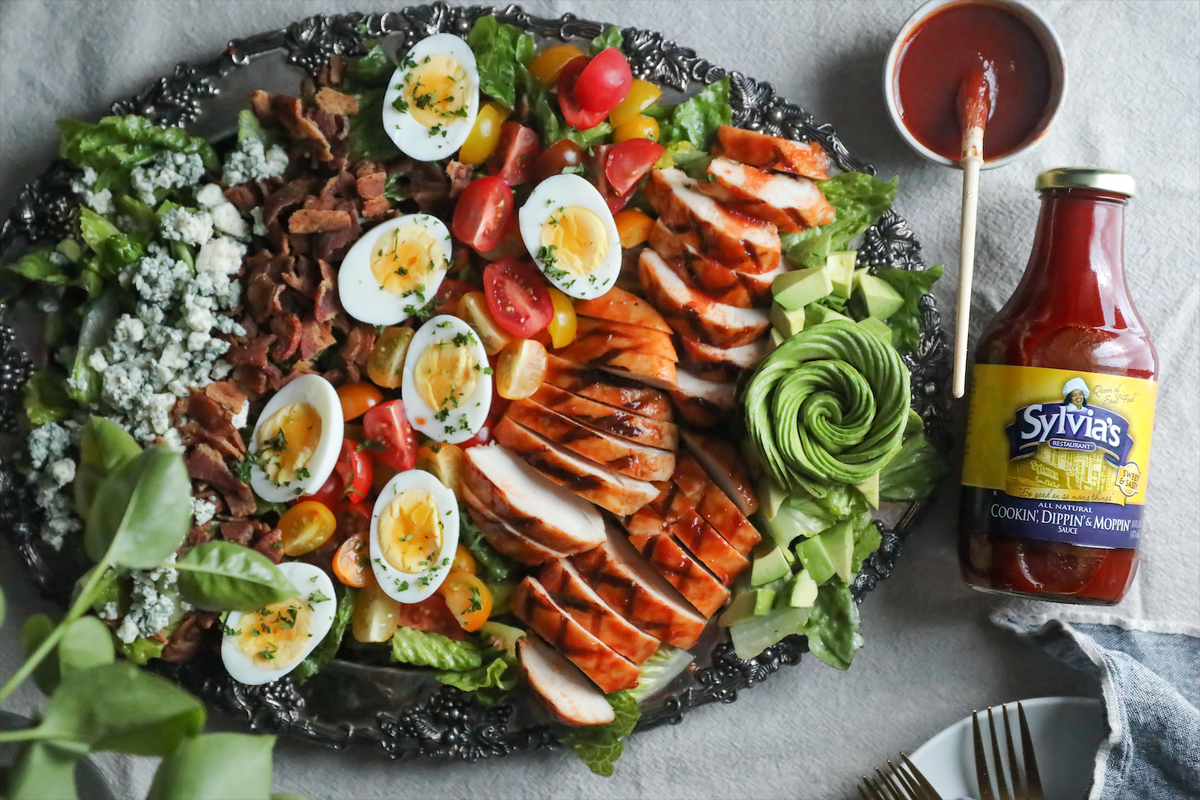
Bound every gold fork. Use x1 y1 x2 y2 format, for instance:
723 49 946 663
972 702 1044 800
859 753 944 800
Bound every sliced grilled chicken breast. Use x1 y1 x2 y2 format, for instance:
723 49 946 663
511 577 641 693
627 484 750 585
566 316 679 362
678 335 771 371
530 383 679 450
649 220 785 300
572 523 707 649
540 559 661 664
462 484 568 565
645 168 781 275
518 634 616 726
493 417 659 515
506 398 676 482
624 529 730 617
668 366 737 429
713 125 830 180
574 286 672 334
555 338 679 391
681 431 759 516
543 354 673 421
464 443 605 553
672 453 762 556
696 157 836 232
639 249 770 347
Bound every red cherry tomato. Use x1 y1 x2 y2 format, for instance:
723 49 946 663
362 400 419 472
482 258 555 338
556 57 608 130
574 48 633 114
434 278 474 316
584 143 628 214
486 122 540 186
605 138 666 195
335 500 372 536
397 595 466 641
452 177 514 252
533 139 586 183
336 439 374 504
299 472 343 510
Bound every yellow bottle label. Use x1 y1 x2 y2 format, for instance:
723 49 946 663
962 365 1156 548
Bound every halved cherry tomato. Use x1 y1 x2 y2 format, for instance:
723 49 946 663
362 400 419 472
451 543 477 575
397 594 465 640
452 177 514 252
336 438 374 503
333 531 371 587
279 500 337 556
606 138 666 195
612 115 659 144
609 78 662 128
496 338 547 400
546 286 577 348
433 278 474 316
615 208 655 248
529 43 586 86
351 579 400 643
532 139 585 183
556 57 608 130
300 472 343 510
486 122 540 186
483 258 554 338
574 48 633 114
337 382 383 421
366 327 414 389
335 500 372 537
438 570 493 632
479 214 526 262
458 101 509 165
456 291 514 354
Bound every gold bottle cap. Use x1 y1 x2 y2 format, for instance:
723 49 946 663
1036 168 1136 197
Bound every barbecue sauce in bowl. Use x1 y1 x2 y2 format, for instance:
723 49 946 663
891 0 1059 163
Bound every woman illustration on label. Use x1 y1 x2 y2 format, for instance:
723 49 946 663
1062 377 1090 411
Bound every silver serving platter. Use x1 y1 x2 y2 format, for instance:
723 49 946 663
0 3 952 762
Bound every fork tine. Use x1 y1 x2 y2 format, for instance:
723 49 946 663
892 760 926 800
988 707 1013 800
884 762 915 800
874 767 906 800
1001 705 1026 800
859 783 878 800
863 774 890 800
901 754 943 800
1018 703 1045 800
973 711 996 800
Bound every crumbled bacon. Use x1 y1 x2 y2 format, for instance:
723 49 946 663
205 381 247 418
220 520 259 546
186 444 255 516
446 160 474 198
226 335 275 368
254 529 285 563
341 323 377 367
315 86 360 116
269 316 302 361
356 170 387 199
298 316 336 361
289 208 352 234
161 612 219 664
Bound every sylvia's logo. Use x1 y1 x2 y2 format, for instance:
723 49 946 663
1005 377 1135 467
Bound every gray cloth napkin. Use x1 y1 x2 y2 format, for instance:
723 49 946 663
995 613 1200 800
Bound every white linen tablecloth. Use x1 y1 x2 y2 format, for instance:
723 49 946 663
1 1 1196 797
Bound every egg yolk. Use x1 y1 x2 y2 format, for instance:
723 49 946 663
256 402 322 486
414 340 478 421
540 206 609 276
370 225 444 297
378 487 443 573
235 597 313 669
403 55 470 129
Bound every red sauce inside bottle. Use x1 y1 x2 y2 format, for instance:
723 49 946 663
895 1 1053 161
959 182 1157 604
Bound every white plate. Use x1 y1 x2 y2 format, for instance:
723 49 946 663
909 696 1105 800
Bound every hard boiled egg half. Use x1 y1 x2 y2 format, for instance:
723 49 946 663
370 469 459 603
383 33 480 162
248 374 343 503
221 562 336 685
338 214 452 326
401 315 492 444
519 174 621 300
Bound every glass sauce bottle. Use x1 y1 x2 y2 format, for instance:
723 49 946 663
959 168 1158 605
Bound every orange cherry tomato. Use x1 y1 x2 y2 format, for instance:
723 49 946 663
333 531 372 588
451 544 477 575
528 43 586 86
337 382 383 421
437 570 493 632
279 501 337 557
614 208 654 248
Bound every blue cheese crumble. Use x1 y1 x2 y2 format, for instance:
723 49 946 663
26 421 82 550
160 207 214 247
222 138 288 186
131 151 205 205
70 167 114 215
116 555 185 643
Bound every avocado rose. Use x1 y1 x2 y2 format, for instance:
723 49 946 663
744 320 910 495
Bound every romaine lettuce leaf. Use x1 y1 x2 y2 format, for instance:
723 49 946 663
58 115 219 172
458 503 515 583
875 264 944 355
590 26 625 55
1 248 72 301
467 15 535 109
391 626 482 671
781 172 898 268
293 584 357 683
236 109 273 147
851 512 882 576
657 78 731 151
553 690 641 777
762 495 837 549
67 291 121 405
436 655 519 705
627 645 694 706
345 41 394 86
802 580 862 670
879 428 946 501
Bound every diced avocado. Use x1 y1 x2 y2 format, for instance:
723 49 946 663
718 591 757 627
822 520 856 584
825 251 857 299
780 544 795 566
772 267 833 312
751 546 791 586
789 569 819 608
856 316 893 344
770 327 785 349
853 272 905 320
854 471 880 509
753 585 777 615
805 303 852 327
756 474 789 522
770 302 806 338
794 536 835 586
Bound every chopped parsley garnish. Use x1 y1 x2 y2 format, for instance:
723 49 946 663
465 586 483 614
451 331 476 348
262 430 287 452
309 589 331 604
257 643 278 661
561 165 587 174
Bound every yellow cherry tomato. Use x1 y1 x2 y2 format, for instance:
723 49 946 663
528 44 586 86
496 339 547 400
366 326 414 389
615 209 655 249
279 501 337 557
546 286 577 349
458 102 509 165
456 291 514 355
351 577 400 643
451 544 477 575
415 442 465 497
612 115 659 144
608 79 662 128
437 570 493 632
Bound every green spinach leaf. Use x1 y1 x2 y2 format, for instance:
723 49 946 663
146 733 275 800
20 613 60 695
74 415 142 518
174 541 298 612
5 740 79 800
57 617 115 682
467 15 535 109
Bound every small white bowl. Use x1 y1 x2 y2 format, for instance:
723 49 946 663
883 0 1068 169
